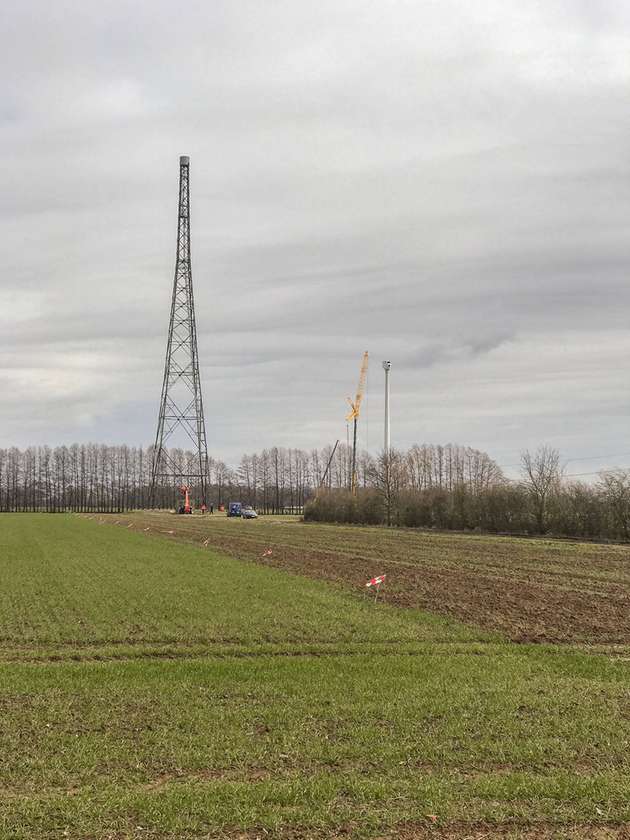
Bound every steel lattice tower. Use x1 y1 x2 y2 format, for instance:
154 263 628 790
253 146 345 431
150 156 209 506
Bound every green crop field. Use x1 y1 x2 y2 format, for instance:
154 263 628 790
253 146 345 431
2 515 630 839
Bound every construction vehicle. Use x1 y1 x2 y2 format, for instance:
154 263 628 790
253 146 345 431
320 440 339 490
177 485 192 514
346 351 368 494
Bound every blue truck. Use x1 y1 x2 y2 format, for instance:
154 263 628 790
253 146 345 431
227 501 242 518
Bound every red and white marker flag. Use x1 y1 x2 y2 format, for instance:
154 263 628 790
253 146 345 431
366 574 386 588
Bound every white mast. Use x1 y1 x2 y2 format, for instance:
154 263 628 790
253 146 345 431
382 360 391 454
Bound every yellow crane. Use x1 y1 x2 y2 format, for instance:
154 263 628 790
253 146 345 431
346 351 368 494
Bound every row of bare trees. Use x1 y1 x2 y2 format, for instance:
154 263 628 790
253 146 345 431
4 441 630 540
0 441 507 514
0 442 362 513
306 445 630 541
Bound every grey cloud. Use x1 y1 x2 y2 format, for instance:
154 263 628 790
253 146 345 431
2 0 630 467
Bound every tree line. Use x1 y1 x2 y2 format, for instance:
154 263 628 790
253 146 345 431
306 444 630 542
3 441 630 541
0 441 362 513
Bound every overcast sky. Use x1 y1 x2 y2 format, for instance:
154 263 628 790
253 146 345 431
2 1 630 476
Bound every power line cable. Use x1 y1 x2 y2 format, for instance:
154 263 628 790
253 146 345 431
565 467 630 478
499 451 630 470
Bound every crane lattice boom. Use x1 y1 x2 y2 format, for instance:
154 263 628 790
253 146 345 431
346 351 369 422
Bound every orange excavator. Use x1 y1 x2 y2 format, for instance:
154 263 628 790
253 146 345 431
178 485 192 514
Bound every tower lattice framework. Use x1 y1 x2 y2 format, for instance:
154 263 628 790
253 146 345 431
150 155 209 506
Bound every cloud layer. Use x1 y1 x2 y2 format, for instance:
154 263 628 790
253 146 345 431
2 0 630 476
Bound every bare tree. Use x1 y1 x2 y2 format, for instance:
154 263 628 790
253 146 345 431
520 446 562 533
598 470 630 540
368 448 407 526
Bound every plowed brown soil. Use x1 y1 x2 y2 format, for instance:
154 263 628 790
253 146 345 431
92 513 630 645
